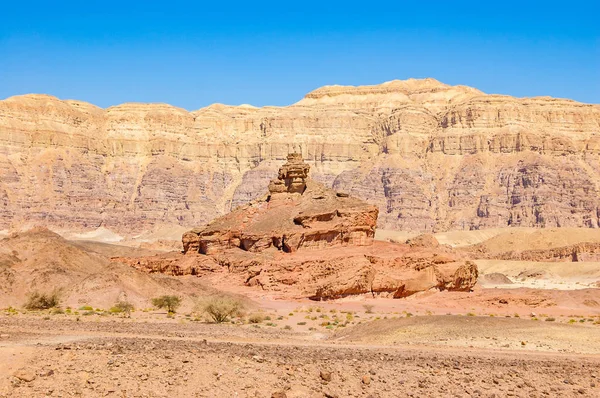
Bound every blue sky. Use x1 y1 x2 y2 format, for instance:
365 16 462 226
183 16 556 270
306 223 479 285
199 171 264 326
1 1 598 110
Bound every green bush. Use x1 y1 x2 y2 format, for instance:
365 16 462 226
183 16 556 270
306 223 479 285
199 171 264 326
110 301 134 317
79 306 93 311
151 295 182 314
197 295 244 323
24 290 61 310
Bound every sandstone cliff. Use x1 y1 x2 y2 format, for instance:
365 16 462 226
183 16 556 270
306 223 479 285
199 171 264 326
1 78 599 235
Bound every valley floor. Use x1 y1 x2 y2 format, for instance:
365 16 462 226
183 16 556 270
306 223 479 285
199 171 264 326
1 313 599 397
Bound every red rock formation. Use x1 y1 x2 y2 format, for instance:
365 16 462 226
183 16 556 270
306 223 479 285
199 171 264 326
120 156 479 300
183 154 379 255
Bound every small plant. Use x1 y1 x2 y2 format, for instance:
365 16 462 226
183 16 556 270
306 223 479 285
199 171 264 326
110 301 134 317
5 306 18 315
152 295 182 314
283 325 292 330
248 313 265 324
79 305 93 311
545 317 556 322
265 322 277 327
363 304 374 314
197 295 243 323
24 290 61 310
297 321 307 325
466 312 476 317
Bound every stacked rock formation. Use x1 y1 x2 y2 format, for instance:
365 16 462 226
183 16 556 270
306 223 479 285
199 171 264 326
1 78 599 235
182 153 379 254
117 155 480 300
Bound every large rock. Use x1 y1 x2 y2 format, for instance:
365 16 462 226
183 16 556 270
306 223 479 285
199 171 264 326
122 240 478 300
122 156 479 300
1 78 599 235
183 154 379 254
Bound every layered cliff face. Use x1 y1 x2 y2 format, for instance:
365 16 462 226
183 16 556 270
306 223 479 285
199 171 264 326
1 78 599 235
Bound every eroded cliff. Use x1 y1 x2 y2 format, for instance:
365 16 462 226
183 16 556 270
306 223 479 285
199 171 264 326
1 78 599 234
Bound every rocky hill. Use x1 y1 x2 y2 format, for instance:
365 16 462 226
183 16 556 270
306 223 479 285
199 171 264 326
0 227 218 308
1 78 599 236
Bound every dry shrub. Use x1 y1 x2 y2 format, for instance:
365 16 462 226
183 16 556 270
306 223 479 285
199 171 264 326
363 304 374 314
24 290 61 310
248 313 265 324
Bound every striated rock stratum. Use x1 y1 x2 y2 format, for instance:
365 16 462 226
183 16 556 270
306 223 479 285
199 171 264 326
1 78 600 235
116 155 478 300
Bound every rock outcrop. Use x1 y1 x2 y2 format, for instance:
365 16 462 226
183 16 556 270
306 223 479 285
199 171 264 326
118 155 479 300
1 78 599 235
183 154 378 255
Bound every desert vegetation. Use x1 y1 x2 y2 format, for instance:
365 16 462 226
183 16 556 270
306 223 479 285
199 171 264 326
151 295 182 314
24 290 61 310
196 295 244 323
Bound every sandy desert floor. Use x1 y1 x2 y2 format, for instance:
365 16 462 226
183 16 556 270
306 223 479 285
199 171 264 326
2 303 600 398
2 226 600 397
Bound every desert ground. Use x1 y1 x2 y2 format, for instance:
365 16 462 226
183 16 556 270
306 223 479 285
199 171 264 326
1 227 600 397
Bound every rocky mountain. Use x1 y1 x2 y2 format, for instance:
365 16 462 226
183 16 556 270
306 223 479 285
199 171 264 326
1 78 599 236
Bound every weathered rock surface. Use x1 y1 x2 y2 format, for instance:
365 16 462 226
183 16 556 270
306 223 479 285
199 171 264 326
183 154 378 255
0 227 216 308
2 78 599 235
121 240 478 300
120 156 478 300
467 241 600 262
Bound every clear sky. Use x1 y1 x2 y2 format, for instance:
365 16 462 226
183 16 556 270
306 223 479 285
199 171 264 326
1 1 598 110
